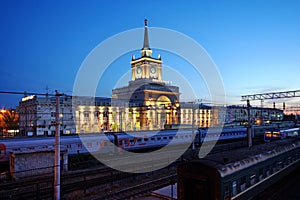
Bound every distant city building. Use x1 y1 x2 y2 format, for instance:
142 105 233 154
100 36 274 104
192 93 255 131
18 95 75 136
226 105 283 125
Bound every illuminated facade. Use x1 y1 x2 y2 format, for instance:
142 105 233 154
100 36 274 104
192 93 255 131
16 20 220 136
18 20 285 136
111 19 180 131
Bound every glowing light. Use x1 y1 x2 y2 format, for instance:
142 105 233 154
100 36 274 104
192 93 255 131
22 95 36 102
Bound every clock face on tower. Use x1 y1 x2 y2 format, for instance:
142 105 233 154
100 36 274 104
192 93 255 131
149 65 158 78
135 65 142 79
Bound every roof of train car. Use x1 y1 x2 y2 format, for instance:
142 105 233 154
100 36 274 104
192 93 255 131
196 138 300 177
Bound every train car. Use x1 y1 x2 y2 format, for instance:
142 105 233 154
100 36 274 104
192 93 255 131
0 134 115 163
264 128 281 142
0 129 196 163
280 127 300 138
113 129 196 151
199 126 247 143
0 126 250 165
264 127 300 142
178 138 300 200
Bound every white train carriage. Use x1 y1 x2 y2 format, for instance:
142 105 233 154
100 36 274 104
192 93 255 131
63 133 115 155
281 127 300 138
199 127 247 142
0 134 116 163
115 129 196 151
0 126 249 164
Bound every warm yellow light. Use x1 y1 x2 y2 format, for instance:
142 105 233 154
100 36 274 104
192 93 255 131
256 119 261 125
146 100 151 106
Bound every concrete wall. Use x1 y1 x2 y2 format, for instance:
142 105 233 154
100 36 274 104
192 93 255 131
9 148 67 180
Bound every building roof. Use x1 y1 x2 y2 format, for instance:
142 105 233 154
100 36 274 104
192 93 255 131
199 138 300 177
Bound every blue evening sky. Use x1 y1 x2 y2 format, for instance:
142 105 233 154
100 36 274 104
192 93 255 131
0 0 299 108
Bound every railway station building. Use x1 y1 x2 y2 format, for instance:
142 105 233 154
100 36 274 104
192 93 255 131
17 20 284 136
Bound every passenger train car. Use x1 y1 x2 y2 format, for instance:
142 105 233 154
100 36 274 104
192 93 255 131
264 128 282 142
281 127 300 138
0 126 248 164
178 138 300 200
199 127 247 143
264 127 300 142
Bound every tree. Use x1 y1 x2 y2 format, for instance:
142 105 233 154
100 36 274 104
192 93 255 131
0 109 19 133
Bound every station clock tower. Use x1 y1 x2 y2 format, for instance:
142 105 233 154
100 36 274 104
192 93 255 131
131 19 163 81
112 19 180 130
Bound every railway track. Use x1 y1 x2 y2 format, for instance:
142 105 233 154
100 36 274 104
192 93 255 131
0 161 178 200
0 140 255 199
101 174 176 200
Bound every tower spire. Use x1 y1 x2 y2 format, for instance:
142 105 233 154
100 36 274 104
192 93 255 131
141 19 152 57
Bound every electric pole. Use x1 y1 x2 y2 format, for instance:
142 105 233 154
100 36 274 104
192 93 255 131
54 90 63 200
247 100 252 147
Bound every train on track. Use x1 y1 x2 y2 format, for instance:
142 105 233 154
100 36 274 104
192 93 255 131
0 127 247 163
264 127 300 142
0 126 298 164
178 138 300 200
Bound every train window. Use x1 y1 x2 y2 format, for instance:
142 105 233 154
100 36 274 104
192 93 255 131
278 161 283 170
87 143 92 148
10 157 14 168
294 155 297 162
137 138 142 142
232 181 237 196
144 138 149 141
163 137 167 140
250 173 256 185
169 136 173 140
273 163 277 172
240 176 246 191
224 183 231 200
157 137 161 140
130 140 134 144
259 168 264 181
287 157 292 165
151 138 155 141
266 166 270 176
